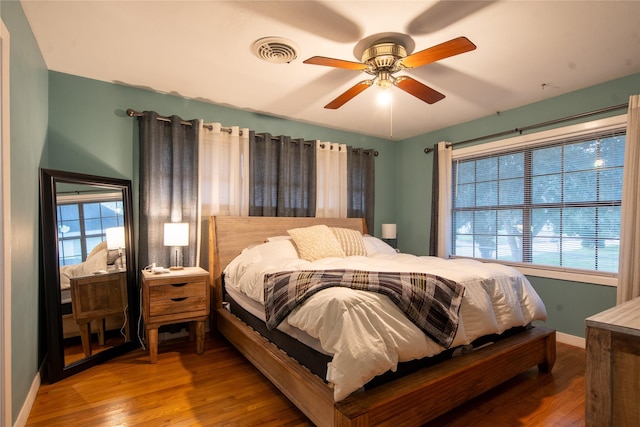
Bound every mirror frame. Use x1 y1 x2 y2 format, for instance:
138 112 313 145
39 168 139 382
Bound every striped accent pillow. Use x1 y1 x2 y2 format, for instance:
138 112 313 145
331 227 367 256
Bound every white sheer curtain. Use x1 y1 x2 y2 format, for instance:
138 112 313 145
435 141 453 257
199 122 249 216
198 122 249 263
617 94 640 304
315 141 347 218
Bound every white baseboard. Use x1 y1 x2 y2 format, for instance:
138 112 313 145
556 331 585 349
13 372 40 427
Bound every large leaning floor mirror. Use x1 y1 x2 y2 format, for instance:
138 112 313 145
40 168 139 382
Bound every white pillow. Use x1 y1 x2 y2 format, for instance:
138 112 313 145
287 225 346 261
362 235 397 255
255 239 299 260
331 227 367 256
224 239 300 278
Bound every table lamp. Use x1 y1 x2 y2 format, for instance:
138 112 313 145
105 226 126 269
164 222 189 270
381 223 397 249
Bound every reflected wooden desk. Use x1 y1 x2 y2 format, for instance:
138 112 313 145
70 270 128 357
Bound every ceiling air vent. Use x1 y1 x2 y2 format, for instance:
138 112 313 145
251 37 299 64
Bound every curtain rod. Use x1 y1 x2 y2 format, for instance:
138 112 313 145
256 134 378 156
127 108 378 156
126 108 233 133
57 189 118 195
423 103 629 154
321 145 378 156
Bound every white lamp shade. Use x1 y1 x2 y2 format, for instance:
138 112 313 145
164 222 189 247
381 223 397 239
105 226 126 249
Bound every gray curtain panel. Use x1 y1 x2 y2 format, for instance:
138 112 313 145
138 111 200 269
347 147 375 234
249 132 317 217
429 143 439 256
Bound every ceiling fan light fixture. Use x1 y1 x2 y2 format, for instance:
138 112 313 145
251 37 299 64
376 88 392 106
376 71 393 89
375 72 393 106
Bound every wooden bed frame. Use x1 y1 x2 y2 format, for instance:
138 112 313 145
208 216 556 426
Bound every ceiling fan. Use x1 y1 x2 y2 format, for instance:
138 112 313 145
303 36 476 109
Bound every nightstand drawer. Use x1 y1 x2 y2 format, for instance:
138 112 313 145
149 294 207 317
148 280 207 300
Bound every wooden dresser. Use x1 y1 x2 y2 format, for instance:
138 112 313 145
141 267 209 363
585 297 640 426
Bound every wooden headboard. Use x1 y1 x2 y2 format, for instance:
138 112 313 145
208 216 367 311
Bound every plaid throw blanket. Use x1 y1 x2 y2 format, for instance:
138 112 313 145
264 269 465 348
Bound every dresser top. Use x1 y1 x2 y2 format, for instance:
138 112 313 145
141 266 208 280
586 297 640 337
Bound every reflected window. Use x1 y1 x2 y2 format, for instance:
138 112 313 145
57 199 124 266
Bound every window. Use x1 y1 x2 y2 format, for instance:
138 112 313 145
451 116 626 275
57 198 124 266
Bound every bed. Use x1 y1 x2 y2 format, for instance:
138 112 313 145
208 216 556 427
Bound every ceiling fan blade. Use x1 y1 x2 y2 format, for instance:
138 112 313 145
304 56 368 70
399 36 476 69
324 80 373 109
394 76 445 104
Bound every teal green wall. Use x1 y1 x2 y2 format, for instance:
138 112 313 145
530 278 616 338
47 71 397 238
1 1 49 423
397 72 640 338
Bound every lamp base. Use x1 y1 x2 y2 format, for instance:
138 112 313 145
169 266 184 271
382 238 397 249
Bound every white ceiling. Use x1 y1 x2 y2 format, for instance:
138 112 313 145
21 0 640 140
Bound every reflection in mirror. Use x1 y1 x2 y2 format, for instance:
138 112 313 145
57 183 128 365
40 169 138 382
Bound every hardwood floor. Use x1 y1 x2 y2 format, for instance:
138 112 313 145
63 331 128 366
26 335 586 426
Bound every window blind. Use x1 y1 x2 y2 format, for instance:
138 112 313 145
451 128 625 273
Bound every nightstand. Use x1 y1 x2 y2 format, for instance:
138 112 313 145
70 270 128 357
141 267 209 363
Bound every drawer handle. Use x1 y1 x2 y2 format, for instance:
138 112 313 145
171 282 188 287
171 297 187 302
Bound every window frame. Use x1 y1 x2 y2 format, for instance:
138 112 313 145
450 114 627 286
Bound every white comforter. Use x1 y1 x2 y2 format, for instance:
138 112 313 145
223 238 547 401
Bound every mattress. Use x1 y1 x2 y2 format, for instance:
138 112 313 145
61 287 71 305
224 284 528 391
225 285 328 354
